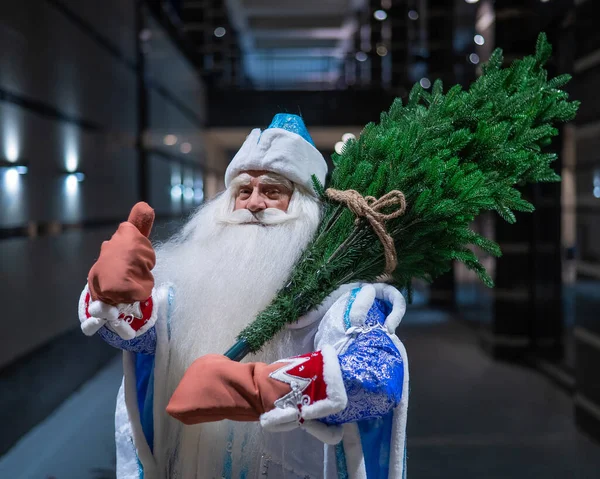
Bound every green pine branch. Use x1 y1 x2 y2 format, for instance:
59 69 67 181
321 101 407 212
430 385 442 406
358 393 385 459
235 32 579 354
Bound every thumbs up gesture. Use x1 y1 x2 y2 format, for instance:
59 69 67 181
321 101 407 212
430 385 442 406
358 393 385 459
88 202 156 306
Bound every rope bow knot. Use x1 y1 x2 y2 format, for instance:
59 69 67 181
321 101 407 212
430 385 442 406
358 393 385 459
325 189 407 275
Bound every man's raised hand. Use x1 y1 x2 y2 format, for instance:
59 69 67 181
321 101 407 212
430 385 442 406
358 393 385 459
87 202 156 306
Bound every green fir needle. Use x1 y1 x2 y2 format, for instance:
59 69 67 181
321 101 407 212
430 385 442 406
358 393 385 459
228 32 579 359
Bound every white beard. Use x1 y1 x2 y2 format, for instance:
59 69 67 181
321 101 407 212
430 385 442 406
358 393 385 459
151 188 321 478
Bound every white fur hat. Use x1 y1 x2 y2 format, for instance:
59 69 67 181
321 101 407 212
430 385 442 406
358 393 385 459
224 114 328 196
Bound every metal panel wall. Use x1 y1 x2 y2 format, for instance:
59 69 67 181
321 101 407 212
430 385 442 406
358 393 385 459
0 2 206 454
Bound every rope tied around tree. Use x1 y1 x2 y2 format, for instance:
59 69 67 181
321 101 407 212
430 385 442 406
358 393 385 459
325 189 407 274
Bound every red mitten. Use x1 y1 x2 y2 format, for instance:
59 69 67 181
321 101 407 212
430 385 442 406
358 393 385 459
88 202 156 305
166 355 292 424
166 348 347 443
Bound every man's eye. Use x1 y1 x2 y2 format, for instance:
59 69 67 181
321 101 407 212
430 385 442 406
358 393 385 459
238 189 252 197
265 189 281 197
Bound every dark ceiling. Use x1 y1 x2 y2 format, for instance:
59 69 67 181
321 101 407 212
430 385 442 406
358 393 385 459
156 0 575 93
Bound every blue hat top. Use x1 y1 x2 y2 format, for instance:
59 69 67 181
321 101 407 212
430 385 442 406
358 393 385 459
267 113 315 146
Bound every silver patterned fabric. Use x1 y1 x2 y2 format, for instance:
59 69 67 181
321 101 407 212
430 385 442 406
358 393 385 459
98 325 157 354
321 299 404 425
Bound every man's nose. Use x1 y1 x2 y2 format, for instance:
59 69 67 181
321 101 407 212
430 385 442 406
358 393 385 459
246 190 266 212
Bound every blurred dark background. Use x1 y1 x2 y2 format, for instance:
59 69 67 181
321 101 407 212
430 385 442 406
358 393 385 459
1 0 600 477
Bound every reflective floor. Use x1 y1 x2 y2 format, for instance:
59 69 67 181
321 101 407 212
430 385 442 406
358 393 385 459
0 356 121 479
402 311 600 479
1 308 599 479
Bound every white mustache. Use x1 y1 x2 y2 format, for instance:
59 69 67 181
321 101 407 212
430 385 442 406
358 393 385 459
216 207 299 225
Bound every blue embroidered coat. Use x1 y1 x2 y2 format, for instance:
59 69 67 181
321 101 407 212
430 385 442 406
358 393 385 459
79 282 409 479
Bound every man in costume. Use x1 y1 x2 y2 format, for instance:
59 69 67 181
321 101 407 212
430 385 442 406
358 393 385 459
78 114 409 479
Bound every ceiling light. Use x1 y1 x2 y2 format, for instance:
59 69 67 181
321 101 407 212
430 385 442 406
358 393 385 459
355 51 368 62
214 27 226 38
474 34 485 45
183 187 194 200
408 10 419 20
342 133 356 142
65 150 78 173
374 10 388 21
65 174 80 195
469 53 480 64
4 167 19 191
5 136 19 162
164 134 178 146
334 141 345 155
465 0 479 3
171 184 183 199
420 77 431 89
376 45 388 56
180 142 192 154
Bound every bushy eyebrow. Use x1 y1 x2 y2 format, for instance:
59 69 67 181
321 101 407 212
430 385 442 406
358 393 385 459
230 173 253 189
258 176 293 191
230 173 293 192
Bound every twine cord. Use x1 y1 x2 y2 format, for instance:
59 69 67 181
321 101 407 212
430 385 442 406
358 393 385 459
325 189 407 274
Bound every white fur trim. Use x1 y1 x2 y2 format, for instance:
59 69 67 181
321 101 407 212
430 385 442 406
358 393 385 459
224 128 328 196
122 352 157 477
301 420 343 445
348 284 376 327
301 344 347 421
388 337 410 479
88 300 119 321
372 283 407 333
149 284 172 466
313 284 370 355
80 315 106 336
78 285 108 336
260 406 300 432
342 423 367 479
290 283 361 330
78 285 89 322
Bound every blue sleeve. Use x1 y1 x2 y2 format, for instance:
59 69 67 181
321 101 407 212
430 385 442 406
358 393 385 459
135 353 155 452
320 299 404 425
97 325 157 355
